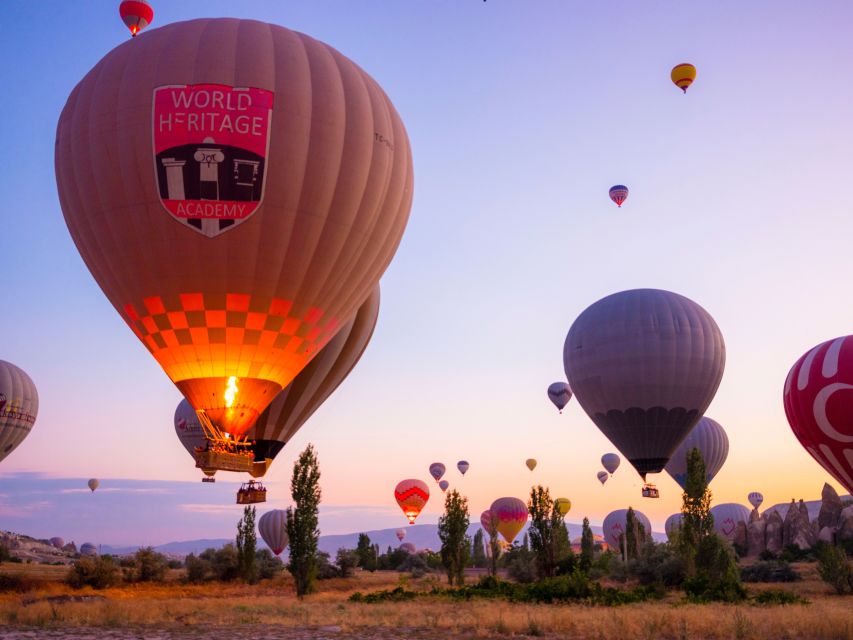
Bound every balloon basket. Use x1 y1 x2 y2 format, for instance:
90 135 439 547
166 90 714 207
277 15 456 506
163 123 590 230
641 483 660 499
196 449 254 473
201 477 215 483
237 480 267 504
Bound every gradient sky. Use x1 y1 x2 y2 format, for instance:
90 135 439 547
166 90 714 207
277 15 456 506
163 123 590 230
1 1 852 546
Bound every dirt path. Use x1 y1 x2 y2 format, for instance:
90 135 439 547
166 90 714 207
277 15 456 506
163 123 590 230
0 627 502 640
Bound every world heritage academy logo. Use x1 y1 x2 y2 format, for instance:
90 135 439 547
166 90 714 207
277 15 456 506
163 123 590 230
153 83 274 238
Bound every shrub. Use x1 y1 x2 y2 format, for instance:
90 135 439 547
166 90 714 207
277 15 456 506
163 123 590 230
255 549 284 580
185 553 212 583
752 589 809 605
349 586 417 603
0 573 39 593
67 556 121 589
631 541 686 587
397 552 429 577
758 549 778 561
781 544 816 563
335 548 359 578
0 544 12 563
315 551 339 580
683 535 746 602
741 560 801 583
204 544 240 582
817 543 852 595
128 547 168 583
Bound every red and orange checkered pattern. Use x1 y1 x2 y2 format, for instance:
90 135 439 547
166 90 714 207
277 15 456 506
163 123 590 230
122 292 340 387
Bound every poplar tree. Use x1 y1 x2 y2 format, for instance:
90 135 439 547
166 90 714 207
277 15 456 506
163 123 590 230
438 490 470 585
580 517 594 571
286 444 321 596
528 485 564 579
235 505 257 583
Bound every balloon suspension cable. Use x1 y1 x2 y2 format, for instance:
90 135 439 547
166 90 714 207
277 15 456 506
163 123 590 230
193 409 255 473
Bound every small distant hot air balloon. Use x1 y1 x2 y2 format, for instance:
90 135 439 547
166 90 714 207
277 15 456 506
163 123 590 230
399 542 417 554
748 492 764 509
394 479 429 525
87 479 99 492
783 336 853 495
609 185 629 208
671 63 697 93
457 460 470 475
429 463 446 483
0 360 39 466
50 537 65 549
119 0 154 37
664 513 682 540
602 509 651 550
547 382 572 413
396 528 406 542
710 503 750 542
664 417 729 489
480 509 499 537
525 458 537 471
257 510 289 556
80 543 98 557
555 498 571 515
439 480 450 492
490 497 528 544
597 471 609 485
601 453 621 475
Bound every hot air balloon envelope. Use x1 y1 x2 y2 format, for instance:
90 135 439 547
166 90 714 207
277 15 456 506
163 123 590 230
257 509 289 555
671 63 697 93
547 382 572 412
601 453 621 475
555 498 571 515
783 336 853 494
490 497 528 544
439 480 449 492
664 513 682 540
602 509 651 550
664 417 729 489
429 463 446 483
480 509 498 536
525 459 537 471
457 460 470 475
394 479 429 524
710 503 750 541
0 360 38 465
119 0 154 37
748 492 764 509
564 289 725 481
396 528 406 542
597 471 609 485
609 185 629 207
87 479 99 492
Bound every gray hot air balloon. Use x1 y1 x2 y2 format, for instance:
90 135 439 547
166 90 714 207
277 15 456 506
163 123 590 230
563 289 725 483
439 479 450 492
547 382 572 413
174 399 216 480
748 492 764 509
0 360 38 465
257 509 289 556
664 416 729 489
457 460 470 475
602 508 652 550
710 503 750 542
597 471 609 485
429 463 446 483
87 479 99 492
79 543 98 557
601 453 621 475
664 513 683 540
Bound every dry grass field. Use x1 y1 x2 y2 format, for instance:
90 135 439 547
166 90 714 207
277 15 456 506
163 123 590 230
0 562 851 639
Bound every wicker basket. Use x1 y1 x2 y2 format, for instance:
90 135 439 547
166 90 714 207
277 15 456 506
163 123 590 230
195 450 254 473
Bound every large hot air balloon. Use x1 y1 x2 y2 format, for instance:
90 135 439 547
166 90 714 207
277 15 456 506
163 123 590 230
597 471 609 485
664 513 682 541
671 63 696 93
439 480 450 493
748 492 764 509
174 398 216 479
710 503 750 542
564 289 725 492
0 360 38 465
56 19 413 462
119 0 154 37
480 509 498 536
601 453 621 475
257 509 289 555
457 460 470 475
664 416 729 489
87 479 100 492
394 479 429 525
244 286 380 476
783 336 853 494
555 498 571 515
396 529 406 542
490 497 528 544
547 382 572 413
429 463 446 483
609 185 629 208
602 509 652 550
525 459 537 472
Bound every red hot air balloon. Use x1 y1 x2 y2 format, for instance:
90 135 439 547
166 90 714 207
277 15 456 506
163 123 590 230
784 336 853 494
489 497 528 544
480 509 498 537
119 0 154 37
609 185 629 207
394 479 429 524
56 19 413 446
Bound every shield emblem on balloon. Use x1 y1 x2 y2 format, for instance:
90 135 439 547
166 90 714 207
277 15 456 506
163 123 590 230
152 84 274 237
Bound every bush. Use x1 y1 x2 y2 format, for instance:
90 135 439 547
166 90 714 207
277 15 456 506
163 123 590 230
203 545 240 582
67 556 121 589
315 551 339 580
631 541 686 587
349 586 417 603
185 553 212 583
255 549 284 580
758 549 778 561
683 536 746 602
741 560 801 583
817 543 852 595
781 544 816 563
503 544 537 584
0 544 12 563
335 548 359 578
752 589 809 605
397 552 429 577
128 547 168 583
0 573 39 593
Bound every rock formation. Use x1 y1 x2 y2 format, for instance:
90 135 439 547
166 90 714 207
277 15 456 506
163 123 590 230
765 509 784 554
747 517 767 556
817 483 842 530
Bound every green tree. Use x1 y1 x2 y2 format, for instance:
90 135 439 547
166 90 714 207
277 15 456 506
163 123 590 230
438 489 470 585
678 447 714 576
488 530 501 576
528 485 564 579
286 444 322 597
335 548 359 578
580 517 595 571
624 507 646 561
236 505 258 583
817 543 853 594
130 546 168 583
356 533 376 571
471 529 487 568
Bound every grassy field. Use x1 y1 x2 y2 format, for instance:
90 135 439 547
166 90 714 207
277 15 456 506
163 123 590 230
0 562 851 639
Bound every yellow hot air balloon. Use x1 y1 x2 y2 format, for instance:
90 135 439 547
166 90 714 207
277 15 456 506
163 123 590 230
525 458 537 471
671 63 696 93
555 498 571 516
55 19 413 463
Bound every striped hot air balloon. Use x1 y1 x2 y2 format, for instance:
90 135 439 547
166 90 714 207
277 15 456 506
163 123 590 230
597 471 609 485
429 463 446 482
748 492 764 509
664 417 729 489
671 63 697 93
547 382 572 413
119 0 154 37
0 360 38 466
490 497 528 544
609 185 629 207
784 336 853 494
394 479 429 524
257 509 289 555
480 509 498 537
457 460 470 475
